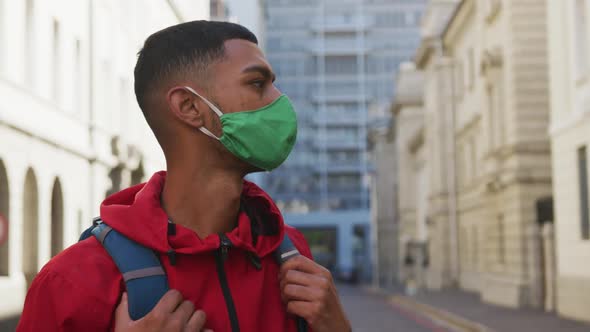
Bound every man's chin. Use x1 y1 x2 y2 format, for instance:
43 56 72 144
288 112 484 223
244 165 266 174
234 158 266 175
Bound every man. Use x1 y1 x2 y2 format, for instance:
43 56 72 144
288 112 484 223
17 21 351 332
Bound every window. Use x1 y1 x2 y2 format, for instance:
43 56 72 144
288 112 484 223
460 227 469 264
52 19 61 103
454 60 464 98
578 146 590 240
119 78 129 132
325 127 358 142
325 56 358 75
484 0 502 22
464 142 473 184
327 151 360 164
471 226 478 268
458 146 465 187
327 175 361 189
466 49 475 90
325 81 359 96
375 12 407 28
488 85 496 150
486 70 505 151
575 0 589 76
73 40 82 113
497 214 505 264
0 0 4 73
470 138 477 180
25 0 35 86
267 37 281 52
77 210 84 237
100 60 112 127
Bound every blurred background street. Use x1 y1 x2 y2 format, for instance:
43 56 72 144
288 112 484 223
2 0 590 330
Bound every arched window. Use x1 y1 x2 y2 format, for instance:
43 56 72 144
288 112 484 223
50 178 64 257
23 168 39 289
0 159 9 276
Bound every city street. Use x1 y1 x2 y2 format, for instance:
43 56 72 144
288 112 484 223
0 286 444 332
338 284 448 332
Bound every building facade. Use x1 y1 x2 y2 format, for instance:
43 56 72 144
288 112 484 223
262 0 425 281
369 127 397 287
414 0 460 290
443 0 552 308
547 0 590 323
0 0 209 320
227 0 266 50
391 63 426 286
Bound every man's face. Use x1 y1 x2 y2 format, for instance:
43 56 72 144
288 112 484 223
207 39 281 117
197 39 282 172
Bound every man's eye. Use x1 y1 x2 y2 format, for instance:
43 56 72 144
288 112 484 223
251 80 265 89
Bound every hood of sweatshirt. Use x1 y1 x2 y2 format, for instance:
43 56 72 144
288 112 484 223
100 171 285 258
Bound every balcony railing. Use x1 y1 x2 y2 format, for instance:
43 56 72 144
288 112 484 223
313 139 365 150
310 20 373 33
308 39 369 55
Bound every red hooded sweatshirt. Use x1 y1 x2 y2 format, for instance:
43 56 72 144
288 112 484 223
17 171 313 332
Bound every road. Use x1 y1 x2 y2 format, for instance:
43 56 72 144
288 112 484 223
1 285 449 332
338 283 449 332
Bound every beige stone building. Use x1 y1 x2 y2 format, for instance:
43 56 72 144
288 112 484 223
414 0 460 290
369 124 397 288
547 0 590 323
0 0 210 320
442 0 552 308
391 63 427 285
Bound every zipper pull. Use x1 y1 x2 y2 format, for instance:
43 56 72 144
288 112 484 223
247 251 262 271
219 234 232 262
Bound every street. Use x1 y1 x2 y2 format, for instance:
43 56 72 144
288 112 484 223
0 285 446 332
338 284 447 332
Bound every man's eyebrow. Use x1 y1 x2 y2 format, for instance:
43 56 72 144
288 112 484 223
242 65 276 82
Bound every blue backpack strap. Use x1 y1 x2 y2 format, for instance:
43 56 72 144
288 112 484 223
275 234 308 332
274 233 301 264
78 216 102 242
83 218 169 320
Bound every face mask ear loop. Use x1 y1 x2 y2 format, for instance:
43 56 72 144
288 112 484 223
184 86 224 117
184 86 223 140
199 127 221 141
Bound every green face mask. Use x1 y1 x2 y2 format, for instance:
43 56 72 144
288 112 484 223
185 86 298 171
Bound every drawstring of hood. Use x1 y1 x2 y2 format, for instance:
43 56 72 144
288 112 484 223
100 172 286 263
162 199 266 269
166 220 177 266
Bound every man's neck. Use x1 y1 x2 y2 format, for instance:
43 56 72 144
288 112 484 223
161 165 244 239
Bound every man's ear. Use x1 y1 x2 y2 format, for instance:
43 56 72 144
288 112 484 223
166 86 205 128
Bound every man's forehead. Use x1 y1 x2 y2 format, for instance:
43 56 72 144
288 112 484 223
222 39 271 70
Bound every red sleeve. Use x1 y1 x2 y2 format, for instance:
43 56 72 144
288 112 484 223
285 226 314 260
17 269 114 332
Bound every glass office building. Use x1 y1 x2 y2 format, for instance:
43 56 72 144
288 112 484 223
261 0 425 280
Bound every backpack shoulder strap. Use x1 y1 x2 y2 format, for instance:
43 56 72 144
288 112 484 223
274 232 308 332
274 232 301 264
78 216 102 242
81 217 169 320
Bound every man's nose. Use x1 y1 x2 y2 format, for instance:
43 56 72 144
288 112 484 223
269 84 282 100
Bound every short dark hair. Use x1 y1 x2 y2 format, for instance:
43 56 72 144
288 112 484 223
134 20 258 112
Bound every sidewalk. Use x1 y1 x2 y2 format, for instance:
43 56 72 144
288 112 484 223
0 316 18 332
377 284 590 332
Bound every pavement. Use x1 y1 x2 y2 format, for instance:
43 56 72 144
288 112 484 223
0 316 17 332
4 284 590 332
372 283 590 332
2 285 444 332
338 283 452 331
